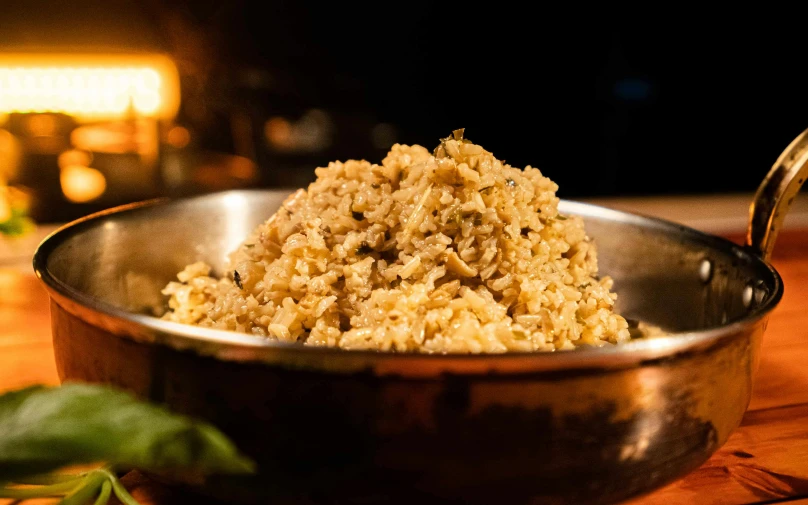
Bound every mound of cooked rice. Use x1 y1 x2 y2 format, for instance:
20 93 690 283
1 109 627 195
162 130 631 353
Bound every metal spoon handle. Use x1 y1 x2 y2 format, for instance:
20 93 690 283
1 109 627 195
747 127 808 261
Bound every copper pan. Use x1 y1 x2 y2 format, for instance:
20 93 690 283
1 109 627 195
33 129 808 504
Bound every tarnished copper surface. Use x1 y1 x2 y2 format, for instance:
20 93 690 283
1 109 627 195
34 127 808 503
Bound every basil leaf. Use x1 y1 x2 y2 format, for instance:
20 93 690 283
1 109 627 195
0 384 255 482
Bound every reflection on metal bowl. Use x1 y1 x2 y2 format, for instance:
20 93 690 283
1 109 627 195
31 128 808 503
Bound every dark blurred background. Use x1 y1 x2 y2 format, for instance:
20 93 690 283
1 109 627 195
2 0 807 223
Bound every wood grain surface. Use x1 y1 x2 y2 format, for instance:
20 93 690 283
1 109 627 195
2 230 807 505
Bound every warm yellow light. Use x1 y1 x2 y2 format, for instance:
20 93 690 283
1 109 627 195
0 129 21 182
0 53 180 120
60 164 106 203
265 117 292 149
166 125 191 148
0 188 10 222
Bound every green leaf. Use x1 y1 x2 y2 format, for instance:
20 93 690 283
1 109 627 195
58 470 107 505
101 468 141 505
0 383 255 482
93 480 112 505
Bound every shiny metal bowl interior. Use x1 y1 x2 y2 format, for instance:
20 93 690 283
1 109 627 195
34 189 782 373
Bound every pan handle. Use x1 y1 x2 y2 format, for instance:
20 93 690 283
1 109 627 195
748 128 808 261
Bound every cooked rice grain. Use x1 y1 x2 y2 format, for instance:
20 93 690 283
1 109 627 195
162 133 631 352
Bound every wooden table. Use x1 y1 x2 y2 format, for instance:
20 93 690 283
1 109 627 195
2 230 808 505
